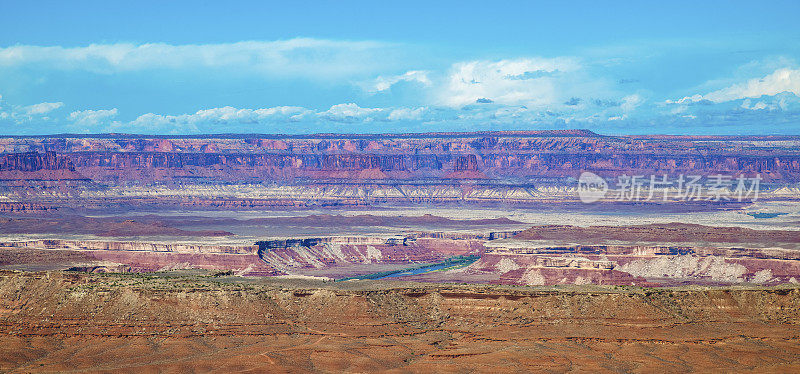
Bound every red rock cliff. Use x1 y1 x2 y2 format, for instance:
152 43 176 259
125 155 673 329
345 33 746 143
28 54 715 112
2 131 800 182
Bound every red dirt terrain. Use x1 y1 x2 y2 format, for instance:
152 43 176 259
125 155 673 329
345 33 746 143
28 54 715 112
0 271 798 372
0 248 97 271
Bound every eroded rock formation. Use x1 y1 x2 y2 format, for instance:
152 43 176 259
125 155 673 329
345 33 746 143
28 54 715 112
2 131 800 184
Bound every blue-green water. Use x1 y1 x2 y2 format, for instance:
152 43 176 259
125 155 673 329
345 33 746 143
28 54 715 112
336 255 480 281
376 262 454 279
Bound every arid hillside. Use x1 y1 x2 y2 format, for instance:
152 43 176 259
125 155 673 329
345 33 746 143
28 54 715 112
0 271 799 372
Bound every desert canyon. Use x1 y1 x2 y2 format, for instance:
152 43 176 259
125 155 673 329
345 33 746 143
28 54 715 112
1 131 800 371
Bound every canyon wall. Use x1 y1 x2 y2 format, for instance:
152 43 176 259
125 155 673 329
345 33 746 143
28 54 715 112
470 247 800 286
0 236 484 277
2 131 800 184
0 151 75 172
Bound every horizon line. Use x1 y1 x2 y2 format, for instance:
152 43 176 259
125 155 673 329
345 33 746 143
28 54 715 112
4 129 800 140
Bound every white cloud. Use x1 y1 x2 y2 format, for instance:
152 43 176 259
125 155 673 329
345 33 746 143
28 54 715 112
369 70 431 92
119 103 437 132
437 58 585 107
620 94 644 112
673 68 800 104
21 102 63 115
128 105 315 132
320 103 385 122
69 108 118 127
0 100 64 124
0 39 397 79
127 113 200 133
387 107 426 121
253 106 315 122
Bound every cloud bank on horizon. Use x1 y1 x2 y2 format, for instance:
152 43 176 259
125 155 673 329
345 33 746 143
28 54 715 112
0 1 799 135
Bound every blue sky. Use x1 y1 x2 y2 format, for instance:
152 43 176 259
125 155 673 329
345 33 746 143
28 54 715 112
1 0 799 135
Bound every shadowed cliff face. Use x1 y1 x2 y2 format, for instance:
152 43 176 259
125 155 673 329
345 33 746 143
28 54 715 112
2 131 800 183
0 151 75 172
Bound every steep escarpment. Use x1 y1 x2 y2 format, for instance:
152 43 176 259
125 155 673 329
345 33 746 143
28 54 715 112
0 202 56 213
0 235 484 278
258 237 483 273
3 132 800 184
0 151 86 181
28 149 800 182
2 132 800 206
0 151 75 172
0 271 798 372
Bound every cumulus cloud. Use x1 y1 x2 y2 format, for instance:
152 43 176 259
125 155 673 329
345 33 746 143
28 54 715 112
21 102 63 115
0 99 64 124
252 106 315 121
387 107 426 121
620 94 644 112
437 57 592 107
672 68 800 104
0 39 397 79
658 66 800 131
647 87 800 135
0 46 661 133
189 106 313 124
116 103 476 133
118 103 432 132
118 104 455 132
127 106 316 133
319 103 386 123
69 108 118 127
740 99 774 111
369 70 431 92
8 95 797 135
6 52 798 135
